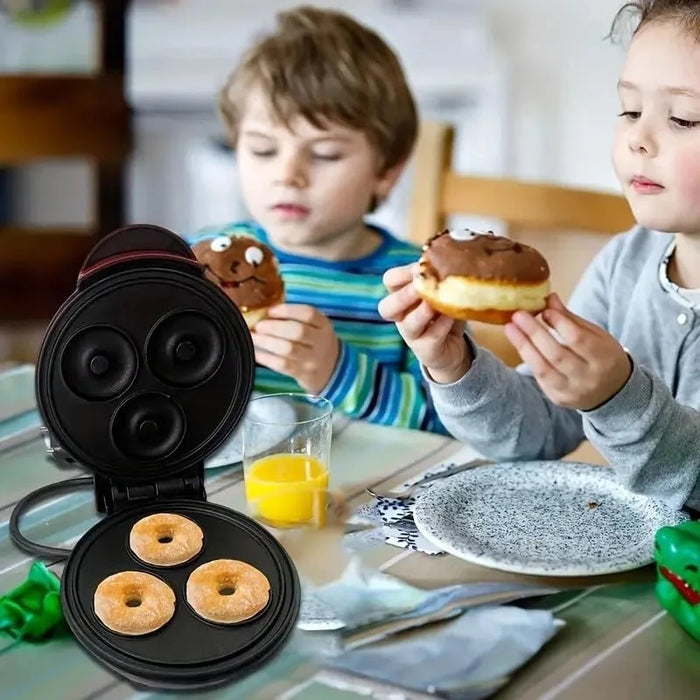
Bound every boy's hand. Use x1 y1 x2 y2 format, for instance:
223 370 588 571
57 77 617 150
251 304 339 394
378 263 471 384
504 293 632 411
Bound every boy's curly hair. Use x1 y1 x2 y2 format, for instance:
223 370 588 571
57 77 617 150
610 0 700 42
218 5 418 174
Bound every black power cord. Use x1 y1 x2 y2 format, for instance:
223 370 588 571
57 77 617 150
9 476 94 560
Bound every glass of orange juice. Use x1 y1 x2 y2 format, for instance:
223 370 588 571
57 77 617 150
242 393 332 529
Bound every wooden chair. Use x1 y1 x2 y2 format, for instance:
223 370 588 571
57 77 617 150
408 122 635 368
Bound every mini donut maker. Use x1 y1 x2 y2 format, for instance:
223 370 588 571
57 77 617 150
34 224 301 690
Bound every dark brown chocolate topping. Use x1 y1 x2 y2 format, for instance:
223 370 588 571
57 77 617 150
192 235 285 310
420 230 549 284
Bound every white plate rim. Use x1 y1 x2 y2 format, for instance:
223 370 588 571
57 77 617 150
413 460 689 577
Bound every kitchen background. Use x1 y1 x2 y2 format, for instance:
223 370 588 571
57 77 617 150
0 0 627 361
1 0 625 237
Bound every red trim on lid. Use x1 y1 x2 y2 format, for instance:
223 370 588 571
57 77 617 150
78 250 203 283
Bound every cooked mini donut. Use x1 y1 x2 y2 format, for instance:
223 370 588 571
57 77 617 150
129 513 204 567
192 234 285 329
414 229 550 324
186 559 270 624
94 571 175 636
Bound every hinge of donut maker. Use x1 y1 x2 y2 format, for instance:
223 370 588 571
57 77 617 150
94 463 205 515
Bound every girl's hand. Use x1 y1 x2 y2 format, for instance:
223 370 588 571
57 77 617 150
378 264 471 384
504 293 632 410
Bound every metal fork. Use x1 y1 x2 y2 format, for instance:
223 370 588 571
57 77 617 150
366 458 491 500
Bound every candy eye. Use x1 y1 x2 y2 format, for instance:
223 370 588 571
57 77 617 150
210 236 231 252
448 229 478 241
244 246 264 266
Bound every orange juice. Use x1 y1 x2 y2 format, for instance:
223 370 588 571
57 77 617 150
244 453 329 527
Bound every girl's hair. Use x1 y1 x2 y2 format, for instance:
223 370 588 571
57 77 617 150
219 5 418 173
610 0 700 43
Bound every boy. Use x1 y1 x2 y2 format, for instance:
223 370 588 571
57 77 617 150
188 6 444 432
379 0 700 511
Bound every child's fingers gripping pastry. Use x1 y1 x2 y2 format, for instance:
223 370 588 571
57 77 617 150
192 234 285 329
413 229 551 325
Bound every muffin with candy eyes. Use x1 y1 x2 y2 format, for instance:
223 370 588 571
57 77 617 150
192 234 285 329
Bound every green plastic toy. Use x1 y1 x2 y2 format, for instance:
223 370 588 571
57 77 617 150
0 561 68 642
655 521 700 642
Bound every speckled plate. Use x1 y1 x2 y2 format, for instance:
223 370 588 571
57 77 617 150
413 461 689 576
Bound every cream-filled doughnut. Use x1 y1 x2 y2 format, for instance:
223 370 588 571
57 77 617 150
414 229 550 324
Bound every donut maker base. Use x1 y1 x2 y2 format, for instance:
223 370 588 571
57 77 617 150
62 499 300 690
29 224 303 690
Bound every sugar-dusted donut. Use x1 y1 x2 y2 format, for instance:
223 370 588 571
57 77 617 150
129 513 204 567
414 229 550 325
186 559 270 624
93 571 175 635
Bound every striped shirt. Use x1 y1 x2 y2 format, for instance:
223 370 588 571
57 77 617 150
186 220 445 433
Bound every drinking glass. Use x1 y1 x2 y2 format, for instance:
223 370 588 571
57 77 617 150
242 393 332 529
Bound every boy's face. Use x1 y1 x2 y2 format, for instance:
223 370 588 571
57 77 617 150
613 21 700 235
234 88 402 255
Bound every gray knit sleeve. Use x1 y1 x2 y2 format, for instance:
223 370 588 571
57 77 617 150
572 229 700 510
426 341 585 460
582 362 700 512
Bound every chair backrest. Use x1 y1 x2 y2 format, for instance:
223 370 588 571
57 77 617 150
408 122 636 366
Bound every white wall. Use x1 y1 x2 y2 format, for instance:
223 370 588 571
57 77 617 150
486 0 626 192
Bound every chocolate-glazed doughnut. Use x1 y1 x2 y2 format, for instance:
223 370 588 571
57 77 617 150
414 229 550 324
192 234 285 329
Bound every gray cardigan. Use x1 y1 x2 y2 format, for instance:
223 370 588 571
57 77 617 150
426 226 700 512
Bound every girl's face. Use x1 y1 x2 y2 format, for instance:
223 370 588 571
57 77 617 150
613 21 700 235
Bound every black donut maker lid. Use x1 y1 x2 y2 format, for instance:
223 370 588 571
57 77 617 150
33 224 301 690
